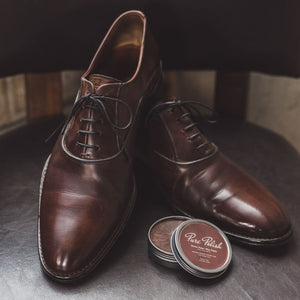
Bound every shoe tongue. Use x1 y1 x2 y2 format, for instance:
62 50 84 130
87 74 121 90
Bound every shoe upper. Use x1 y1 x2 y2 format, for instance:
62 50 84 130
39 10 162 279
143 100 291 244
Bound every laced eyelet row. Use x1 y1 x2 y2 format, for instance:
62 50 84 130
176 112 190 121
195 141 209 149
183 123 197 131
80 118 103 124
187 132 201 141
52 93 133 156
76 141 100 151
171 108 202 143
78 117 102 151
145 99 216 156
177 113 207 150
78 129 101 135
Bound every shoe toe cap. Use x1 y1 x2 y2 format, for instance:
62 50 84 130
182 160 292 244
212 189 292 242
38 192 119 280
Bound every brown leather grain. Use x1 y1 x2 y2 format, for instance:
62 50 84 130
142 100 292 246
38 10 162 281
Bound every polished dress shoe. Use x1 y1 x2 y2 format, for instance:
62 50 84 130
38 10 162 281
141 99 292 246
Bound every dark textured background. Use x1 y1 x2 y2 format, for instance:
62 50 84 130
0 0 299 77
0 116 299 299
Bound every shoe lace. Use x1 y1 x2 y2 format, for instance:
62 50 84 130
145 99 217 150
47 93 133 152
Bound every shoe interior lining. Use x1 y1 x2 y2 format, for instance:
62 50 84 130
89 14 144 82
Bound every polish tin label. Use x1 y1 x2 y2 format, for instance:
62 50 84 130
171 219 232 278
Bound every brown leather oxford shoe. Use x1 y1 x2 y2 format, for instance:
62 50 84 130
141 99 292 246
38 10 162 281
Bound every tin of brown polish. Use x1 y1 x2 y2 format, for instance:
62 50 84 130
148 216 191 268
171 219 232 279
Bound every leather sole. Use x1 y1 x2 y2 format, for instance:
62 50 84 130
38 154 137 283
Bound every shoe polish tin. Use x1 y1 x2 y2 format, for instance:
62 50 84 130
171 219 232 279
148 216 191 269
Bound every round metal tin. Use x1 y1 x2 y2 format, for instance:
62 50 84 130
148 216 191 269
171 219 232 279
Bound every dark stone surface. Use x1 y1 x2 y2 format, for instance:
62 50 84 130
0 116 299 299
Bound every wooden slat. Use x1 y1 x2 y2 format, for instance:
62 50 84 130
25 72 62 121
0 74 26 130
214 71 249 119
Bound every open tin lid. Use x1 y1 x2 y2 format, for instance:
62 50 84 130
148 216 191 269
